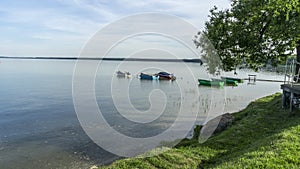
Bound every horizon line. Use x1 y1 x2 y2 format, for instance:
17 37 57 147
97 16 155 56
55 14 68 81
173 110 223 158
0 56 203 64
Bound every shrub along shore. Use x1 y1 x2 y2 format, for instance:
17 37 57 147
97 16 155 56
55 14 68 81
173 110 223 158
101 93 300 169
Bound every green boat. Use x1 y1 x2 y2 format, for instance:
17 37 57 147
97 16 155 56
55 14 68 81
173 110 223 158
211 78 238 86
198 79 224 87
221 76 244 83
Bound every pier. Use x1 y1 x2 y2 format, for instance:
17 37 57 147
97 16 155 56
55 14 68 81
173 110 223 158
281 84 300 111
281 59 300 111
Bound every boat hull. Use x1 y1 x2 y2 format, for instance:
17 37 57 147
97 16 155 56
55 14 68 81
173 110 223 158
156 72 176 81
116 71 131 78
221 77 244 83
140 72 176 81
198 79 224 87
158 76 176 81
212 78 238 86
140 73 154 80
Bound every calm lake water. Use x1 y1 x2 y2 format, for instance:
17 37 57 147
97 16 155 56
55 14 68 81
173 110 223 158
0 59 283 168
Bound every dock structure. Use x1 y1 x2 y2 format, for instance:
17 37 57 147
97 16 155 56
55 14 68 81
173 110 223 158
281 59 300 111
247 74 257 85
248 74 257 82
281 84 300 111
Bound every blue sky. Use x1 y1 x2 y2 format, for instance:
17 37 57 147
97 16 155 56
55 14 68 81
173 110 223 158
0 0 231 56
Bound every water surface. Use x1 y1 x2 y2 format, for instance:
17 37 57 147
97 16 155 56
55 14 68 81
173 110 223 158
0 59 282 168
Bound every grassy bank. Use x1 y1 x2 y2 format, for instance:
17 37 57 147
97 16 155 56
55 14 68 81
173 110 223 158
102 93 300 168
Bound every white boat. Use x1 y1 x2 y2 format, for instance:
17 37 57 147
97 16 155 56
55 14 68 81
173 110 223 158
116 71 131 77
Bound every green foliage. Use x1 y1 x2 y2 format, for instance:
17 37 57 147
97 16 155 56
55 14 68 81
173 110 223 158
194 0 300 72
101 93 300 168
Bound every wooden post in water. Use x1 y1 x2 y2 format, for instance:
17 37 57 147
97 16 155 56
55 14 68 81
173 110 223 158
247 74 257 85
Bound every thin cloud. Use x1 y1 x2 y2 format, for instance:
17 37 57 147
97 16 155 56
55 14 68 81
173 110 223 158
0 0 231 56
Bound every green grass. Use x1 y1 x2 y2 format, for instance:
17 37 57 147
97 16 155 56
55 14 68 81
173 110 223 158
102 93 300 169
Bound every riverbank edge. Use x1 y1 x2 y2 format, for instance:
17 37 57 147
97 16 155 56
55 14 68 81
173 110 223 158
100 93 300 168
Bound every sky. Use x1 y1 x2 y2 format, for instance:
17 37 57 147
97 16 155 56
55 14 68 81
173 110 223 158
0 0 231 57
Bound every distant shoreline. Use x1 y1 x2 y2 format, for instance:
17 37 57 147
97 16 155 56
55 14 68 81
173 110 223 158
0 56 203 64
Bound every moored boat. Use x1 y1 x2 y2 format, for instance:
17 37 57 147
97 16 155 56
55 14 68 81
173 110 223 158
116 71 131 77
211 78 238 86
198 79 224 87
139 72 176 81
139 73 159 80
221 76 244 83
156 72 176 81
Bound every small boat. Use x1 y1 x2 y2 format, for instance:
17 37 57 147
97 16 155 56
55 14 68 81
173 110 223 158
221 76 244 83
116 71 131 77
211 78 238 86
198 79 224 87
156 72 176 81
139 73 159 80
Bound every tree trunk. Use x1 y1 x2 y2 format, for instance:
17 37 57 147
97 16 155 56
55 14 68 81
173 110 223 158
296 40 300 82
297 40 300 64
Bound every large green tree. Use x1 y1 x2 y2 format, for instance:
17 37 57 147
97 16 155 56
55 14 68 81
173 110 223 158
194 0 300 73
